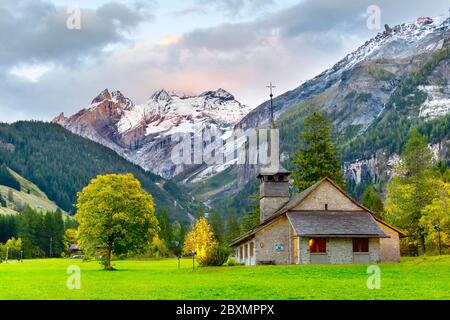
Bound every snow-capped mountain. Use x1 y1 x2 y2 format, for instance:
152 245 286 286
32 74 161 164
233 15 450 197
238 16 450 132
54 88 253 179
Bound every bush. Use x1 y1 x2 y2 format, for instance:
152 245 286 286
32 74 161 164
200 245 230 266
225 257 237 266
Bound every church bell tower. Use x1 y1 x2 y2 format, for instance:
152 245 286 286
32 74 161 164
258 169 291 223
257 82 291 223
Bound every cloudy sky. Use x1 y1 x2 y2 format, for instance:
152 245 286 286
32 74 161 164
1 0 449 122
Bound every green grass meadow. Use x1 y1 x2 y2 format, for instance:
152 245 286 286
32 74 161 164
0 256 449 300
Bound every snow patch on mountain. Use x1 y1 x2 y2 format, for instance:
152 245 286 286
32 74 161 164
418 85 450 118
117 89 250 137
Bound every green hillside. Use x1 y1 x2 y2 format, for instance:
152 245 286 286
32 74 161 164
0 167 65 216
0 122 199 222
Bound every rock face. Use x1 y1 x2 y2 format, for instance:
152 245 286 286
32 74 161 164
53 88 252 179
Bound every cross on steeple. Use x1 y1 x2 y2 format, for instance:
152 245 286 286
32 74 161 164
266 82 276 128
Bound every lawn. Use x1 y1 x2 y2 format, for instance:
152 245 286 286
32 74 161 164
0 256 449 300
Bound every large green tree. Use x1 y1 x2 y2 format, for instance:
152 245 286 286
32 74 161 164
75 174 159 269
385 129 438 253
291 112 344 192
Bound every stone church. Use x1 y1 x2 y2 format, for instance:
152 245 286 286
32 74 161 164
230 170 405 265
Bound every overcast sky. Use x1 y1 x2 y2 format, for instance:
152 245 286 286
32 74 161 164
1 0 449 122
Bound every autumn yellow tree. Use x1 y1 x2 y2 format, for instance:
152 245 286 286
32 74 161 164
420 182 450 250
75 174 158 269
183 217 217 265
63 228 78 252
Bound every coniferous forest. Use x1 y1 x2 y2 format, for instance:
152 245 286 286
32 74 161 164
0 121 198 222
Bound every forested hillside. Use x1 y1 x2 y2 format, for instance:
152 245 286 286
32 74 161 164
0 122 198 222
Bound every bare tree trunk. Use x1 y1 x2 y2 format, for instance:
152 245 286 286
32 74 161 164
420 234 426 254
105 247 112 270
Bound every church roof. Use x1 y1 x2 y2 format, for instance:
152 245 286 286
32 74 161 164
287 211 388 238
257 166 291 178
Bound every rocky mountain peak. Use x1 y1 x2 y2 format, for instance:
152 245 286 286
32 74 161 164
52 112 66 125
91 88 112 104
415 16 434 26
201 88 235 101
150 89 172 102
111 90 134 110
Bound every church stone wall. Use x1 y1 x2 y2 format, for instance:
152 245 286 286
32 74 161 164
369 238 381 263
298 237 310 264
293 181 361 211
327 238 353 264
298 237 381 264
254 216 291 265
260 197 289 223
378 223 401 262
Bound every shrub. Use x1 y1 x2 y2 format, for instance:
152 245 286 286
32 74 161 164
200 245 230 266
225 257 237 266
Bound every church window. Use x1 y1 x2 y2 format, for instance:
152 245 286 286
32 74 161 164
309 238 326 253
353 238 369 253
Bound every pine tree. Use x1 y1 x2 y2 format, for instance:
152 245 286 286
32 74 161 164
241 194 260 232
171 221 188 256
362 185 385 216
207 210 225 244
225 210 241 244
291 112 345 192
196 207 205 219
157 208 173 245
